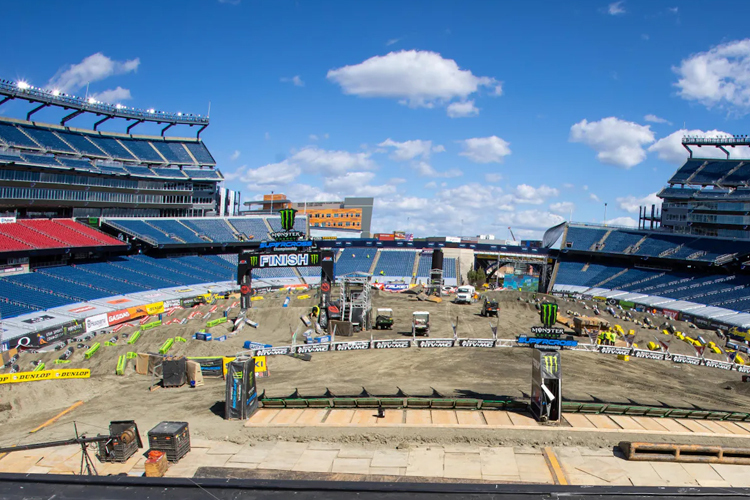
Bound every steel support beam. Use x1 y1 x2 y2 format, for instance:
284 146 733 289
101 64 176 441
26 103 49 122
61 109 84 126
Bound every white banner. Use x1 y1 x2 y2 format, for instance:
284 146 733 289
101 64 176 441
85 313 108 333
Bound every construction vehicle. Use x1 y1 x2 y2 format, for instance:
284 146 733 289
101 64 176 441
412 311 430 337
480 297 499 317
374 308 394 330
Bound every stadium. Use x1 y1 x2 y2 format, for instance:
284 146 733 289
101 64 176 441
2 78 750 495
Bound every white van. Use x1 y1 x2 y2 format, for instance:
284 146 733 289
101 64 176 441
455 285 475 304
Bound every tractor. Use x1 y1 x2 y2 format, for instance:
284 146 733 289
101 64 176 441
374 308 394 330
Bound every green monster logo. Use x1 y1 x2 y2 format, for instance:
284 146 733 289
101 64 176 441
279 208 297 231
543 354 558 374
540 303 558 328
310 253 319 265
249 255 259 267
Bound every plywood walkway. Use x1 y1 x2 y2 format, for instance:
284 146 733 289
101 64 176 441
244 409 750 439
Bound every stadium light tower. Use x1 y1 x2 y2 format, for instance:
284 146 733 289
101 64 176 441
604 203 608 225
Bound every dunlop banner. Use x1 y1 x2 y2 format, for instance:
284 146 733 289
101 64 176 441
0 369 90 385
145 302 165 315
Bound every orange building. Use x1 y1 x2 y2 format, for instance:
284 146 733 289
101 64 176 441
301 206 362 230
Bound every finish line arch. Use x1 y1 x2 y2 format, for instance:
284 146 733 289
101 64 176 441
237 244 336 328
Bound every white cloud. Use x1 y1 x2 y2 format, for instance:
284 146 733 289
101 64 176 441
569 117 655 168
485 173 502 183
497 210 566 230
617 192 662 213
582 185 589 191
47 53 140 94
323 172 397 197
608 1 625 15
549 201 575 214
641 34 650 41
648 128 734 164
281 75 305 87
413 161 462 178
459 136 511 163
605 216 638 227
644 114 671 125
447 100 479 118
264 132 270 140
89 87 132 103
589 193 601 202
309 134 319 141
512 184 559 205
230 150 240 161
378 138 443 161
291 146 375 175
668 6 678 13
673 39 750 112
386 38 402 46
227 161 301 189
425 181 437 189
327 50 501 113
562 183 574 189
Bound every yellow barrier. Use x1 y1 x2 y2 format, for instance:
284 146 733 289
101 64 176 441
297 294 311 300
251 296 264 301
647 341 659 351
0 369 90 385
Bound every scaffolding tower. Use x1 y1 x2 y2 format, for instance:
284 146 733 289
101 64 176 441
340 272 372 330
426 268 443 297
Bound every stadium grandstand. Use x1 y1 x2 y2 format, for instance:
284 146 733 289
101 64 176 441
546 135 750 329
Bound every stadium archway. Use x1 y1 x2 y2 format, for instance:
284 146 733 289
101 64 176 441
237 242 335 326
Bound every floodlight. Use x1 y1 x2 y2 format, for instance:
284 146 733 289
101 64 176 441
52 89 60 96
115 104 122 109
148 108 155 114
88 98 96 104
16 81 29 89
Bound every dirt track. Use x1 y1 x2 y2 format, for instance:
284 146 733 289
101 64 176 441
0 289 747 449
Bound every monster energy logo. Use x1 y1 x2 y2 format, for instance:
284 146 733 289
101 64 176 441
279 208 296 231
249 255 259 266
540 303 558 328
310 253 319 265
543 354 558 374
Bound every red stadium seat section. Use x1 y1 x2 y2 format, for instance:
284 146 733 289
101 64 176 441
0 219 124 252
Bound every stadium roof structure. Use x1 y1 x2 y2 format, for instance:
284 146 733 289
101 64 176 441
0 79 209 137
682 135 750 159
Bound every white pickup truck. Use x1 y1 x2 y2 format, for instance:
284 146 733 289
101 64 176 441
454 285 476 304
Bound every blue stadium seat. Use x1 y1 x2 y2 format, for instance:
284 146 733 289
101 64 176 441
119 139 164 163
335 248 375 276
600 231 643 254
152 168 187 178
668 159 706 184
56 157 97 170
0 122 39 149
129 254 222 283
5 272 109 302
54 132 107 157
374 250 416 277
722 162 750 186
124 166 158 177
109 220 174 244
89 137 136 161
148 220 204 244
184 169 222 179
21 154 61 167
40 266 146 294
690 160 740 185
151 142 193 163
564 227 607 251
183 142 215 164
228 218 269 240
19 127 75 153
182 219 238 243
0 299 38 318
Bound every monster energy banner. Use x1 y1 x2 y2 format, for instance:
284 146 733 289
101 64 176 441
224 358 258 420
539 303 558 328
533 348 561 380
271 208 306 241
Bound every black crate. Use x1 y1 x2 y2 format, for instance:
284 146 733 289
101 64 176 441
160 440 191 462
148 421 190 451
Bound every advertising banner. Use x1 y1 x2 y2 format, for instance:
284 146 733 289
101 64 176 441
85 313 108 333
416 339 455 348
457 338 496 348
145 302 165 315
662 309 679 320
0 369 90 385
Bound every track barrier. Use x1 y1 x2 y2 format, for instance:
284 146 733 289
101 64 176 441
84 343 100 359
116 355 126 375
0 369 90 385
206 317 227 328
159 338 174 355
142 320 161 331
32 362 45 372
127 331 141 345
175 336 187 342
126 352 137 359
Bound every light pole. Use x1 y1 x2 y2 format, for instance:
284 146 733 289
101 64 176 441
603 203 608 225
270 191 274 215
460 219 464 239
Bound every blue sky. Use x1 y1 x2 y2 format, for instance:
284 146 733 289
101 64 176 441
2 0 750 239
